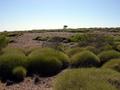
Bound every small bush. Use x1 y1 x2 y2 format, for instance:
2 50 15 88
102 59 120 72
33 36 49 41
98 50 120 64
12 66 27 81
27 48 69 75
69 34 89 42
71 51 100 68
0 53 27 79
0 35 9 51
53 68 119 90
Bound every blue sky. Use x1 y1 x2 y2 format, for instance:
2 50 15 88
0 0 120 31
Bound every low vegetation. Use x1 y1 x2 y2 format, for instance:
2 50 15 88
27 48 69 75
1 29 120 89
98 50 120 64
12 66 27 81
53 68 120 90
0 53 27 79
0 35 9 52
71 51 100 68
102 59 120 72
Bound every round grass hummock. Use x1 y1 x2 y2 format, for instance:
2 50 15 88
27 48 69 75
53 68 119 90
2 47 25 55
66 47 85 57
12 66 27 81
102 59 120 72
98 50 120 64
71 51 100 68
0 53 27 79
0 35 9 51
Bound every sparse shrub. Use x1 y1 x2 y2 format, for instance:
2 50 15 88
98 50 120 64
0 53 27 79
33 36 49 41
69 34 89 42
102 59 120 72
27 48 69 75
12 66 27 81
53 68 119 90
71 51 100 68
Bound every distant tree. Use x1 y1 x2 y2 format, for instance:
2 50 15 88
63 25 68 29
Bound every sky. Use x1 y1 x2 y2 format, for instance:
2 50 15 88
0 0 120 31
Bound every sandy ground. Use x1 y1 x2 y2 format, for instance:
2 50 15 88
8 32 74 48
0 76 55 90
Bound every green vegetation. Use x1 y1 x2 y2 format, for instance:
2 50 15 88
53 68 120 90
2 47 24 55
71 51 100 68
66 47 85 57
98 50 120 64
0 35 9 51
100 44 113 51
12 66 27 81
0 53 27 79
102 59 120 72
27 48 69 75
69 34 89 42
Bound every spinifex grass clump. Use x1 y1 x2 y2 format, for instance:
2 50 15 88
84 46 98 54
98 50 120 64
0 53 27 79
2 47 24 55
12 66 27 82
102 59 120 72
27 48 69 76
71 51 100 68
53 68 119 90
0 35 9 52
66 47 85 57
100 44 113 51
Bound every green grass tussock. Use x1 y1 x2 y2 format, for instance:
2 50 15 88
66 47 85 57
71 51 100 68
102 59 120 72
27 48 69 75
98 50 120 64
53 68 120 90
12 66 27 82
0 53 27 79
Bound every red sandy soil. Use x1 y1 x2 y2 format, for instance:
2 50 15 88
0 76 55 90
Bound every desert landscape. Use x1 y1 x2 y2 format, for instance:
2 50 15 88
0 0 120 90
0 28 120 90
